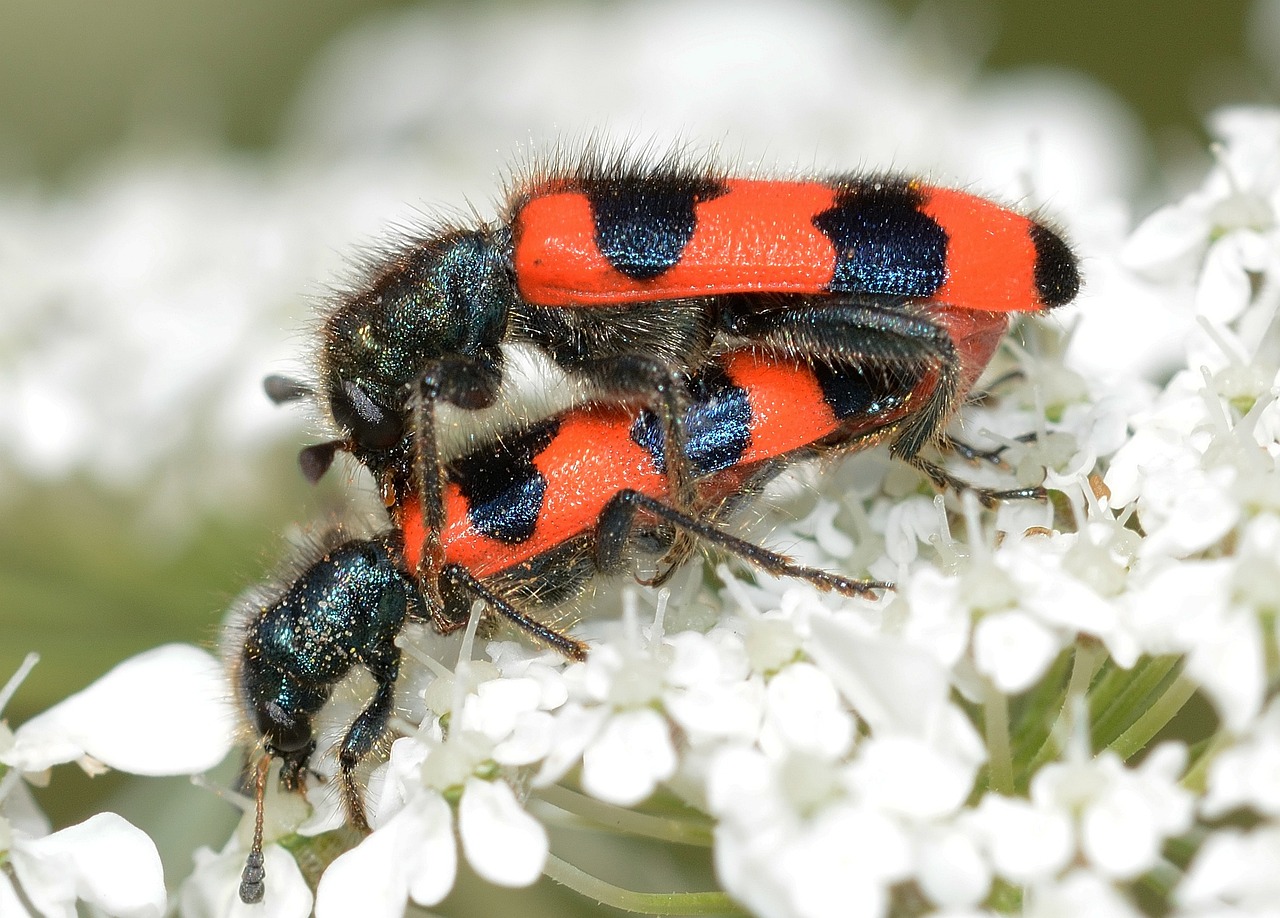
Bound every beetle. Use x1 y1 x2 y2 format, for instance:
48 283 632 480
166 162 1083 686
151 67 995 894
234 299 1018 902
271 156 1078 601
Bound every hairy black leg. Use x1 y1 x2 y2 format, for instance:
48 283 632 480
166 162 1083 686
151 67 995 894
909 455 1046 506
944 431 1040 465
964 368 1025 404
440 564 589 661
941 434 1011 467
336 665 399 832
578 354 698 503
512 299 713 567
724 300 1050 504
409 379 446 614
410 355 503 613
597 490 891 597
579 354 700 574
935 434 1047 503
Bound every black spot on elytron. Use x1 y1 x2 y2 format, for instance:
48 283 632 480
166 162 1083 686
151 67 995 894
1029 223 1080 308
814 180 947 298
451 419 560 543
811 359 924 423
585 176 728 281
631 361 751 476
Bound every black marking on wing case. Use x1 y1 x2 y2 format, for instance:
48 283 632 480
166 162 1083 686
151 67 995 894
1029 222 1081 308
815 180 947 298
631 360 751 476
811 359 923 422
585 175 728 280
452 419 560 543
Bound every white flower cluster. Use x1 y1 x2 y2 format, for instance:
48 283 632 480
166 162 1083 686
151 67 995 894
4 2 1280 917
0 647 234 917
168 106 1278 918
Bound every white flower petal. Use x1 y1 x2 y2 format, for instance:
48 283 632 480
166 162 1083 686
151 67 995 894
1195 234 1257 322
534 703 608 788
898 567 970 669
1185 609 1265 732
973 611 1061 693
404 793 459 907
713 825 793 918
581 708 676 806
917 829 991 908
759 663 853 760
780 804 911 918
492 709 555 766
1122 197 1209 274
459 777 548 887
11 813 165 918
1025 870 1144 918
463 676 542 742
316 790 456 916
252 847 314 918
8 644 235 774
806 616 950 738
1081 783 1161 879
706 744 780 820
315 821 412 918
1178 825 1280 909
1 779 51 837
969 795 1073 884
665 675 763 746
1203 701 1280 817
852 735 977 820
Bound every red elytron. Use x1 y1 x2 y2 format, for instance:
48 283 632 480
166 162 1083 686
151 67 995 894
514 178 1058 313
396 303 1010 593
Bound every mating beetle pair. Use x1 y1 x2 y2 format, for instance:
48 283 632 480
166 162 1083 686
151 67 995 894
231 157 1079 903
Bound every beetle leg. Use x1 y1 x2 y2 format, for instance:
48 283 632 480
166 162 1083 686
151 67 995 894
597 489 891 598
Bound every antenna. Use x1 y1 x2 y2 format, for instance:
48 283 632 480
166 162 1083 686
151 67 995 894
238 755 271 904
263 375 314 404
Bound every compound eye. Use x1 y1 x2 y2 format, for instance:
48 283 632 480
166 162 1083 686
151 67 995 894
330 381 402 449
262 703 313 754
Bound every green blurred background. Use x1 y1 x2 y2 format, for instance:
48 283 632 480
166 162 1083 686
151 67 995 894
0 0 1268 908
0 0 1265 184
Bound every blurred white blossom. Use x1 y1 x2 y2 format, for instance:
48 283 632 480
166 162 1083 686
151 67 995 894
7 1 1280 918
1 650 228 917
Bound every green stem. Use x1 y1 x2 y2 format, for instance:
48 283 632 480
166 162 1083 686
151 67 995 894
1010 648 1073 766
542 854 746 915
1182 731 1232 793
1110 674 1199 761
1065 641 1105 706
1092 656 1180 749
1081 658 1122 723
536 785 714 847
1024 660 1116 773
1135 860 1183 902
984 678 1014 795
1022 640 1104 781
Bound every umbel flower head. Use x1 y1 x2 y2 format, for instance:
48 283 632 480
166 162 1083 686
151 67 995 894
0 647 234 916
177 104 1280 918
4 2 1280 917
